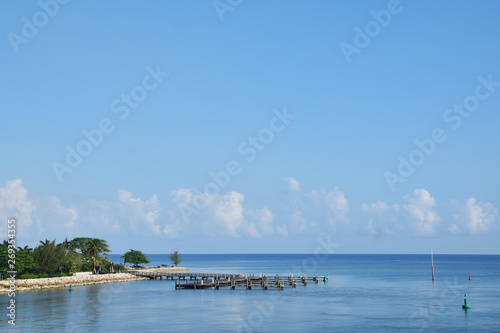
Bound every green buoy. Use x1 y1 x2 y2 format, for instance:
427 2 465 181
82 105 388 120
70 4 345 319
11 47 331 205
462 294 471 310
69 284 72 292
323 274 328 282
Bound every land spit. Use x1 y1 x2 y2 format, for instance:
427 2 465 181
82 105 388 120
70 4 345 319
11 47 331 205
0 267 191 293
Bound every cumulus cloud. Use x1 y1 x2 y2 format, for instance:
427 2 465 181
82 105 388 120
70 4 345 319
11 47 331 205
361 200 389 216
290 208 306 231
209 191 246 237
453 197 498 234
359 202 398 237
283 177 301 192
325 188 349 224
168 189 275 238
0 178 36 227
276 224 288 236
365 219 380 236
48 196 78 229
116 190 161 234
246 207 274 236
448 224 460 233
403 189 439 236
280 178 350 234
304 188 349 225
32 186 162 237
361 189 439 237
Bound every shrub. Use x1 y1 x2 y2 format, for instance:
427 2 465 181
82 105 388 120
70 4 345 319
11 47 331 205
20 273 38 279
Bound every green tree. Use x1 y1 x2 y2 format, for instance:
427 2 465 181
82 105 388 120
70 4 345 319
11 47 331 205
122 249 150 267
61 237 72 255
33 239 65 275
86 238 110 273
65 252 86 273
70 237 93 255
86 238 110 258
0 240 10 278
89 256 102 274
69 237 110 273
15 245 36 274
1 241 35 278
169 250 182 267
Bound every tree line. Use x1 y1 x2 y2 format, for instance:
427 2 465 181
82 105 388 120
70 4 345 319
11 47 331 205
0 237 124 279
0 237 184 280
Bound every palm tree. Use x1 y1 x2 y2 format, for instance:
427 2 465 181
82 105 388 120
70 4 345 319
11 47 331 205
89 256 102 274
86 238 110 273
61 237 72 255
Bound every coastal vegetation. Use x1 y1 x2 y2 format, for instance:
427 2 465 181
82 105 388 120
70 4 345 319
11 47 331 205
122 249 150 267
169 250 183 267
0 237 125 280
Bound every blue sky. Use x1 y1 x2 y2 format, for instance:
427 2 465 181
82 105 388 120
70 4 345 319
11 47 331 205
1 0 499 254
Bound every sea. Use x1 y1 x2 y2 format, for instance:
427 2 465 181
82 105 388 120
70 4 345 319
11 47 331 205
1 254 499 332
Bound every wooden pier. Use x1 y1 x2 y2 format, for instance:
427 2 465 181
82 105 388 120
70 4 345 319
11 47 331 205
175 274 328 290
130 271 242 281
129 271 328 290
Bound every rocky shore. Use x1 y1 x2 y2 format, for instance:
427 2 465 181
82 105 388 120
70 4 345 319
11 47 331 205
0 267 192 293
0 273 148 293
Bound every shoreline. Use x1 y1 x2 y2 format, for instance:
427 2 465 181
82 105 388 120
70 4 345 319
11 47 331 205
126 266 192 273
0 267 191 293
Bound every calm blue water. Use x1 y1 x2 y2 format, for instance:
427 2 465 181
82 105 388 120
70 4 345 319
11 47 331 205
1 254 499 332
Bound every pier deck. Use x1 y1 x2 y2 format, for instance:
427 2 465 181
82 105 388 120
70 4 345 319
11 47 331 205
128 271 328 290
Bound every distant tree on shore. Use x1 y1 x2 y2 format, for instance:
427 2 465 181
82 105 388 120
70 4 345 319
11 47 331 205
122 249 150 267
169 250 183 267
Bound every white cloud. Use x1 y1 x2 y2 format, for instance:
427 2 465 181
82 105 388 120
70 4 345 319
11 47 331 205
116 190 161 234
360 198 400 237
168 189 275 238
290 208 306 231
325 187 349 224
246 207 274 235
361 200 389 216
304 188 349 225
361 190 440 237
403 189 439 236
448 224 460 233
305 190 322 207
277 184 350 235
276 224 288 236
0 179 36 227
283 177 301 192
366 219 379 236
40 190 163 236
85 199 121 234
48 196 78 229
209 191 246 237
460 197 497 234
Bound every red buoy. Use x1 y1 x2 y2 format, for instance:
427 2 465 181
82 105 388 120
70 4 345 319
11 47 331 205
469 275 472 280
